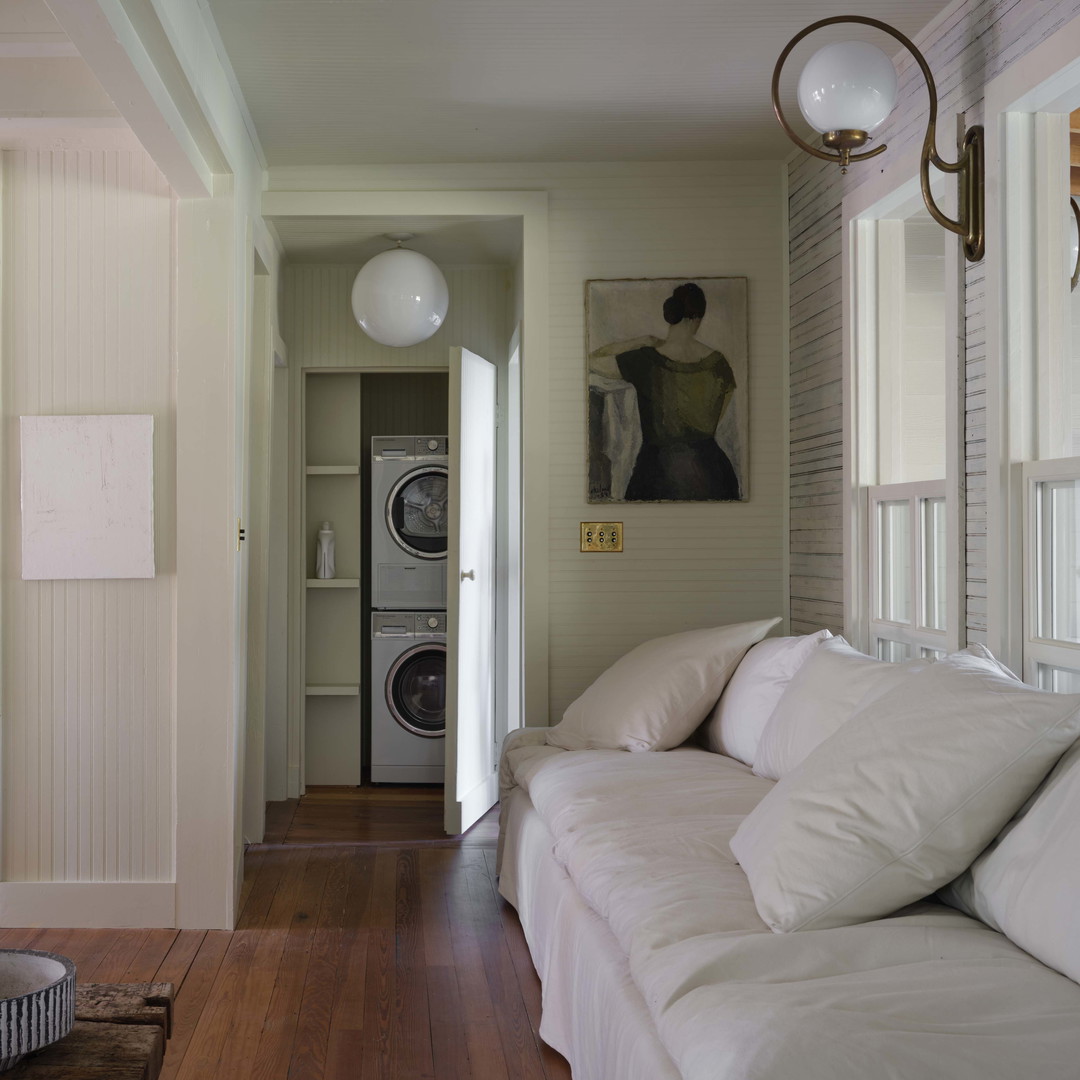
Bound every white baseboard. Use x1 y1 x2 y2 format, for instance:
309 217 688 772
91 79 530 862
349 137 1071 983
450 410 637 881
0 882 175 928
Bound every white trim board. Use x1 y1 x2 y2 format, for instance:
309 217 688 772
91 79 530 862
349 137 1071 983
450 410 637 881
0 883 175 929
841 150 962 653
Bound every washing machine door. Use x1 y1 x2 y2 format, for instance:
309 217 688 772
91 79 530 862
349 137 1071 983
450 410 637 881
386 466 449 559
386 643 447 738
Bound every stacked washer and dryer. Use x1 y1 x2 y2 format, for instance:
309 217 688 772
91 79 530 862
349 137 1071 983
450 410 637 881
370 436 449 783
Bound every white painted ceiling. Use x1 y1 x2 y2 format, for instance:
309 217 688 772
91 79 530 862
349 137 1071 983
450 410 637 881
271 215 522 264
207 0 955 165
0 0 125 149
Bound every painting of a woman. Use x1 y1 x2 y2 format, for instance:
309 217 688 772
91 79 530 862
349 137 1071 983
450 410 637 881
586 278 748 502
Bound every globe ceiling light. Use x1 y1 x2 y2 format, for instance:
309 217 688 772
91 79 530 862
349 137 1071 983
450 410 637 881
772 16 985 262
351 235 449 348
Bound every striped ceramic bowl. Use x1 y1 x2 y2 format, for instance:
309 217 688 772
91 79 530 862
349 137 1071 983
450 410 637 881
0 950 76 1070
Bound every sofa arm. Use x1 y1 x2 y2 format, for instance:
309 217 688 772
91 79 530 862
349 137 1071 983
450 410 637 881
499 726 551 802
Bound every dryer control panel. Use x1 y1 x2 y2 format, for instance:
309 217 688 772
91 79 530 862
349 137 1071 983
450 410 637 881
372 611 447 638
372 435 448 460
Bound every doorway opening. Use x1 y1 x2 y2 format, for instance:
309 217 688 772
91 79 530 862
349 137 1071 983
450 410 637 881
245 207 533 847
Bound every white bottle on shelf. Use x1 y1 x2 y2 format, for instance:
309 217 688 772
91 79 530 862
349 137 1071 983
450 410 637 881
316 521 336 579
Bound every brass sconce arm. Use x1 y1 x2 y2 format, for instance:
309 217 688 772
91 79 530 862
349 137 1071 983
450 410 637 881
772 15 984 261
1071 198 1080 292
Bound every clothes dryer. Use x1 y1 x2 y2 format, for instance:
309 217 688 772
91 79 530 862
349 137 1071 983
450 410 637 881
371 436 448 610
371 611 446 783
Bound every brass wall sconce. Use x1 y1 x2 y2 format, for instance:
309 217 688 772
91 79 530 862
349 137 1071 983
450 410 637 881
1071 198 1080 292
772 15 985 262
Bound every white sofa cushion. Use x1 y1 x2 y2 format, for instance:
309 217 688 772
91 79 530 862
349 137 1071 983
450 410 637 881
941 736 1080 984
699 630 832 765
752 637 928 780
547 618 780 753
731 646 1080 933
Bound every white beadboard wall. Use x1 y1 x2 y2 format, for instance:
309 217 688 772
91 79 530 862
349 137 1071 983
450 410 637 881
1 149 175 883
271 161 787 720
787 0 1080 643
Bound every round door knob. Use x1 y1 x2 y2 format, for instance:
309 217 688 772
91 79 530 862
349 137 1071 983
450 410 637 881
461 569 475 581
427 616 439 629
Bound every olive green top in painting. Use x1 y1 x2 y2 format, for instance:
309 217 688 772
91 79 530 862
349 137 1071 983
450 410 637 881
616 347 736 445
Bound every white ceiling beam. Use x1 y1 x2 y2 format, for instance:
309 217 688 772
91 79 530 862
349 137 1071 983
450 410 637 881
0 32 78 57
262 189 548 221
43 0 212 196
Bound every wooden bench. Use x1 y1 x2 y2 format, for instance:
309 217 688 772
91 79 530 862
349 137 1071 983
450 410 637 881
9 982 174 1080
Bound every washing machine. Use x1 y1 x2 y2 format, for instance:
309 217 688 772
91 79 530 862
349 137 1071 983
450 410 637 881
371 436 448 610
371 611 446 783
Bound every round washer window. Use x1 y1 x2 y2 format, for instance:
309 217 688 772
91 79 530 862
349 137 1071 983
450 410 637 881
386 466 448 560
386 643 446 738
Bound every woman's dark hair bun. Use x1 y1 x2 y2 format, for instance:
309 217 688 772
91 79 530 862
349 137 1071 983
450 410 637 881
662 282 707 325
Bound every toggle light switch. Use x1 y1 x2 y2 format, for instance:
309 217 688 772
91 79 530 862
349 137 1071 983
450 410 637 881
580 522 623 552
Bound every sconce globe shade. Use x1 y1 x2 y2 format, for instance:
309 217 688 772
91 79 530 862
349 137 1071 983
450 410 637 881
796 40 898 136
350 248 449 348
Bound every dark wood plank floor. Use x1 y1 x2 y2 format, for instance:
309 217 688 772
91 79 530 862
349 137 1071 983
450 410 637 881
3 790 571 1079
264 785 498 847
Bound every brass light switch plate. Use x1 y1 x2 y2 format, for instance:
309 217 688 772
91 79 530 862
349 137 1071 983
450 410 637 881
580 522 623 552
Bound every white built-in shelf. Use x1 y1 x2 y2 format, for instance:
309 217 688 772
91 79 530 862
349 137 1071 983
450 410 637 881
306 684 361 697
306 578 360 589
306 465 359 475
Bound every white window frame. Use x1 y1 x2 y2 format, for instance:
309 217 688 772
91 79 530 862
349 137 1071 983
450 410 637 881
842 150 965 657
868 480 950 659
1021 456 1080 683
984 14 1080 675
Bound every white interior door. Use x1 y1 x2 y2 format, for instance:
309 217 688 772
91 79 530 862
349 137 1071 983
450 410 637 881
446 347 499 834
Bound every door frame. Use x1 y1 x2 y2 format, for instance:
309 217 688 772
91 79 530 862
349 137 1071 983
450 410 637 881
265 189 551 780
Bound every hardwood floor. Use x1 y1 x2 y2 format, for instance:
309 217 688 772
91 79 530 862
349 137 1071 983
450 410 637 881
263 785 499 847
4 792 571 1079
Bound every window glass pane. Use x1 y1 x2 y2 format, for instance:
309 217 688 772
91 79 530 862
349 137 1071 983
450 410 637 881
1036 662 1080 693
875 638 912 662
877 500 911 623
921 646 946 660
877 214 947 484
922 496 947 631
1036 478 1080 643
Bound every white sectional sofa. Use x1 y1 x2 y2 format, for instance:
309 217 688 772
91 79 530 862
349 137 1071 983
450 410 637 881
497 627 1080 1080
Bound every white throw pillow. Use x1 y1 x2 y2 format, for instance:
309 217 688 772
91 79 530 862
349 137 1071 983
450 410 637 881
730 647 1080 933
941 736 1080 984
752 637 928 780
699 630 832 765
547 618 780 753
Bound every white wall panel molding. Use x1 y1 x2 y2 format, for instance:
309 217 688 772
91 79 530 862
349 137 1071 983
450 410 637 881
0 883 174 929
786 0 1080 642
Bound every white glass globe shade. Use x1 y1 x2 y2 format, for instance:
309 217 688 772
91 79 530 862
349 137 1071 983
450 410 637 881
797 40 898 136
351 248 449 348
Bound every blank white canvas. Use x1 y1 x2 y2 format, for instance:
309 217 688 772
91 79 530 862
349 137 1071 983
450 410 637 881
21 414 155 580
